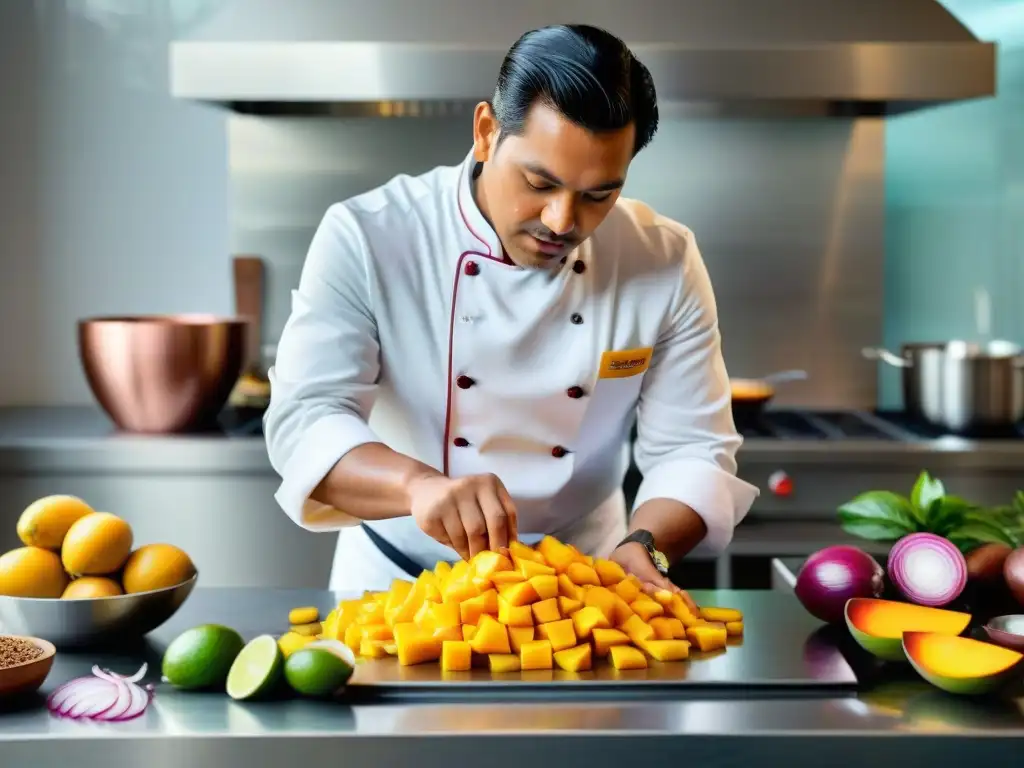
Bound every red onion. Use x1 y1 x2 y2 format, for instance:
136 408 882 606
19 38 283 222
887 532 967 607
795 545 885 623
46 663 152 722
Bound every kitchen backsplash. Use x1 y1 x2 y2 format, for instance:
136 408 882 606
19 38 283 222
230 114 884 410
1 0 1019 410
879 0 1024 407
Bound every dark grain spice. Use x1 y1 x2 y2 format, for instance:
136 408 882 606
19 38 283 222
0 636 43 668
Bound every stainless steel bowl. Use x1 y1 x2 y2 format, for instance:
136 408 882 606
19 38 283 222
78 314 247 433
0 573 197 648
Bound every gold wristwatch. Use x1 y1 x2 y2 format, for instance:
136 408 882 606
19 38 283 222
618 529 670 575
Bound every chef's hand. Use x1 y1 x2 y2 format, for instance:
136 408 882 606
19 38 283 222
610 542 699 615
407 473 518 561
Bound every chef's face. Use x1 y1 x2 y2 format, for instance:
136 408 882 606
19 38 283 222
471 101 635 269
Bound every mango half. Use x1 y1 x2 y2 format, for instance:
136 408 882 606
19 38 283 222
844 597 970 662
903 631 1023 695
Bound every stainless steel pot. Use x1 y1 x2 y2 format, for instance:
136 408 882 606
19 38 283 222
862 340 1024 433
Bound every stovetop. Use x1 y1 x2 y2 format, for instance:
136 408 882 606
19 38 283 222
741 409 1024 441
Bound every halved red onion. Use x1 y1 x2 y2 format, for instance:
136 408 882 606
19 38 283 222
887 532 968 607
46 663 153 722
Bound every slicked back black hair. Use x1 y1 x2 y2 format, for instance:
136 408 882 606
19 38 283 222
491 24 659 156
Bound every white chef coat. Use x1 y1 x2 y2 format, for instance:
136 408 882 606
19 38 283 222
264 148 760 593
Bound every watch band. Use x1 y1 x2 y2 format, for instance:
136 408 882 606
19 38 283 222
617 529 670 576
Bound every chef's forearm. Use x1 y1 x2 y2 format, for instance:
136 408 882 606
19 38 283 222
629 498 708 563
310 442 442 520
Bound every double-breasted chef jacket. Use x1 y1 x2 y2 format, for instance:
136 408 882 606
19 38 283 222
264 148 760 593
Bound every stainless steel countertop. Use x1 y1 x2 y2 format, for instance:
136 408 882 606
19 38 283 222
2 587 1023 768
0 406 1021 475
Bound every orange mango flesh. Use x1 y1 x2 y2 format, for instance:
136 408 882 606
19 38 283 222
847 598 971 639
313 534 744 673
904 632 1023 679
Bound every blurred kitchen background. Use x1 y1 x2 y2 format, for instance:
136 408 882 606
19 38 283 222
0 0 1021 590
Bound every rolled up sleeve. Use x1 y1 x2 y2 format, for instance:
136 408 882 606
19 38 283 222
631 225 760 554
264 203 382 531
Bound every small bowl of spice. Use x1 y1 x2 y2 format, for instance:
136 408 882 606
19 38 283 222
0 635 56 699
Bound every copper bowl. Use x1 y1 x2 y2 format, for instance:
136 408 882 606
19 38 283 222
78 315 247 433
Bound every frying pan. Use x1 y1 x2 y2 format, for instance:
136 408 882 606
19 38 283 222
730 369 807 428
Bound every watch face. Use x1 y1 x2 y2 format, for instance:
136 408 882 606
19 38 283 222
652 549 670 575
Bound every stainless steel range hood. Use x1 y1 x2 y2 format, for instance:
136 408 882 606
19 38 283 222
169 0 997 118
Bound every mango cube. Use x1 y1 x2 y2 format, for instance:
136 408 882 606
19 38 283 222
532 597 561 624
491 571 525 585
498 595 534 627
572 606 612 639
726 621 744 637
621 614 655 645
558 574 584 600
583 586 619 623
517 557 556 579
441 640 472 671
489 653 521 673
536 618 577 651
700 606 743 624
640 639 691 662
499 581 539 607
630 598 665 622
554 643 592 672
521 639 554 670
594 559 627 586
613 578 641 603
591 627 630 657
609 645 648 670
529 574 560 600
687 624 728 652
567 562 601 587
395 628 442 666
470 615 511 654
471 550 513 578
508 625 535 652
650 617 684 640
459 589 499 624
558 596 583 616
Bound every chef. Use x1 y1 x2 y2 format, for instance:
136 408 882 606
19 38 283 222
264 23 759 603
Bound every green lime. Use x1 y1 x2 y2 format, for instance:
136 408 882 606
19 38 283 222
162 624 245 690
283 639 355 698
226 634 284 701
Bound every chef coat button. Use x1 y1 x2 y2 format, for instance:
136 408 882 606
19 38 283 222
570 313 583 325
551 445 568 458
464 261 480 276
456 375 475 389
572 260 586 274
453 437 470 447
567 386 584 399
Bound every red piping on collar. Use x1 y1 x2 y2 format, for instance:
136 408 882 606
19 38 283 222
456 168 514 265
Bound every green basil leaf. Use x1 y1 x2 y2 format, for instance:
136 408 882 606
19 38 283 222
840 518 911 541
925 495 973 535
1013 491 1024 514
838 491 918 532
945 519 1018 549
911 471 945 515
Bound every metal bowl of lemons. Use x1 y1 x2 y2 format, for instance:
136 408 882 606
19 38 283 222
0 495 199 648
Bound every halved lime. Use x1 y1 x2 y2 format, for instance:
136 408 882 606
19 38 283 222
226 634 284 701
283 640 355 699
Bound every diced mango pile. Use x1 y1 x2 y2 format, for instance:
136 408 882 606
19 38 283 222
291 537 743 674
